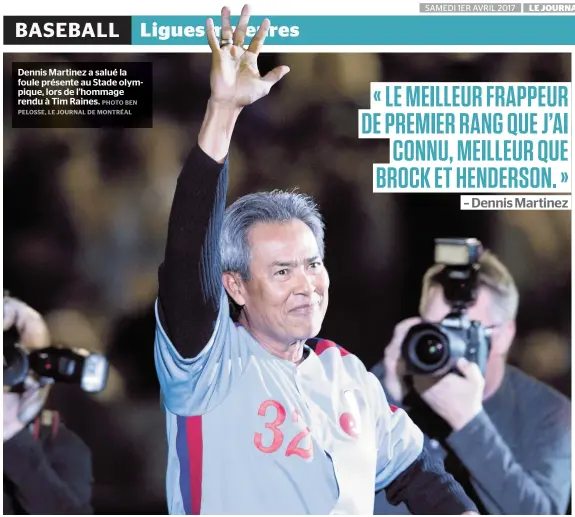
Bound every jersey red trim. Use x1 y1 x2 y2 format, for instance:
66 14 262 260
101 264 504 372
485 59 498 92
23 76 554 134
314 339 350 356
186 416 204 515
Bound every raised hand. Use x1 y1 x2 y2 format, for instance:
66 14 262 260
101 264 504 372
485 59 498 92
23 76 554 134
206 5 290 109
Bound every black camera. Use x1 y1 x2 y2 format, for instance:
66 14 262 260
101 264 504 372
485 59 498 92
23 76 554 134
401 238 491 377
3 325 109 393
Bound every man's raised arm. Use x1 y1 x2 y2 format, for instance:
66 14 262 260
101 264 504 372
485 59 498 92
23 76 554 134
156 6 289 359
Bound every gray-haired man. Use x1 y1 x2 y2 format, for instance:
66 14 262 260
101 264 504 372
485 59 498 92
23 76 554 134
153 4 478 515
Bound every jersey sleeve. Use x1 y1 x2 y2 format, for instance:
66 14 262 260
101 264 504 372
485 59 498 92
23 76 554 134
366 373 425 491
154 286 251 416
154 144 252 416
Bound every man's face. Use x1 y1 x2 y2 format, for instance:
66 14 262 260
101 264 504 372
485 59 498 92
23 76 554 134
423 285 494 325
229 219 329 346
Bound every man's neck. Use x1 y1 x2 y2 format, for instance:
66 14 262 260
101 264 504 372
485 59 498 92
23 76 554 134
239 314 305 364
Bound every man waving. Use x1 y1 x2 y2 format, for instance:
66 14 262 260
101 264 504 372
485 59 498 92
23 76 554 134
154 5 478 515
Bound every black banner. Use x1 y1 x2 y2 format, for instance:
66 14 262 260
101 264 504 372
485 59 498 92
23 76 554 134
4 16 132 45
12 61 153 129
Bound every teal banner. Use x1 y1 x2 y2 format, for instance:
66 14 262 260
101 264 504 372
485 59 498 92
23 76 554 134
131 15 575 45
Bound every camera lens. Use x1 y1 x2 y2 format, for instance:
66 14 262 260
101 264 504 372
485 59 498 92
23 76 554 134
415 336 445 366
402 323 451 375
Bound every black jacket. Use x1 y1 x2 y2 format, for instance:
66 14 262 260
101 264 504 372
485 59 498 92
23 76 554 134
3 410 93 515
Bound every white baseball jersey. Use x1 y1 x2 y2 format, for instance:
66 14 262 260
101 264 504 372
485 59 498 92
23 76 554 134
155 287 424 515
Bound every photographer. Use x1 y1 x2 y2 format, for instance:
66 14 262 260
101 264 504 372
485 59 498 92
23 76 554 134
3 296 94 515
371 242 571 515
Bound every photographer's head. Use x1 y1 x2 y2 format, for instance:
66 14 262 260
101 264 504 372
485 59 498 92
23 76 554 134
220 190 329 357
419 249 518 362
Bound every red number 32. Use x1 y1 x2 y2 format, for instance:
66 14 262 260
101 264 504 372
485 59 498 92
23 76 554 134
253 400 314 460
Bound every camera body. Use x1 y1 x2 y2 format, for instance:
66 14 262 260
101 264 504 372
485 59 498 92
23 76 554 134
3 325 109 393
401 238 491 377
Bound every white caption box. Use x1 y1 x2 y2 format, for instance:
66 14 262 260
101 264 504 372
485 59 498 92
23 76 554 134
460 195 571 210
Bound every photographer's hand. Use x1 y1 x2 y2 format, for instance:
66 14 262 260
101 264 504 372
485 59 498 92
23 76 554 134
3 297 52 440
413 358 485 432
3 296 50 350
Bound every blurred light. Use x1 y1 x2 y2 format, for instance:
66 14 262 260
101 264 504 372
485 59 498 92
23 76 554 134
516 330 570 380
45 309 104 353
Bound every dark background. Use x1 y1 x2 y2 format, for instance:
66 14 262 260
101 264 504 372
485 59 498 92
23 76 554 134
3 52 571 514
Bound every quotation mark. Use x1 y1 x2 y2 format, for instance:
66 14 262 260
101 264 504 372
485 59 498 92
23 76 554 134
561 172 568 183
373 90 381 102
